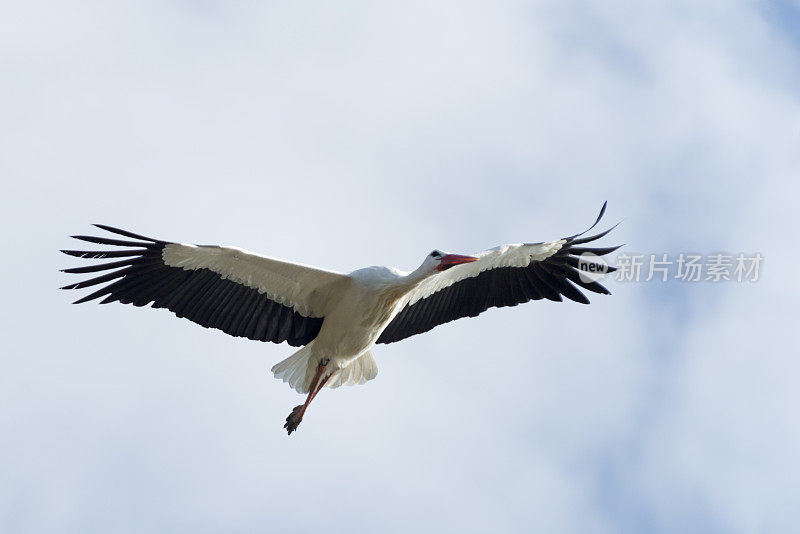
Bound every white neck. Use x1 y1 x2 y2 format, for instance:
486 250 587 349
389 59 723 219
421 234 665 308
397 264 435 291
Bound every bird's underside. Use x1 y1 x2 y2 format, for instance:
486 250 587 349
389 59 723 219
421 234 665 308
61 202 620 435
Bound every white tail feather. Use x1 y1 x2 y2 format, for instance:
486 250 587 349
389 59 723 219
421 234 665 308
328 351 378 389
271 344 379 393
271 344 316 393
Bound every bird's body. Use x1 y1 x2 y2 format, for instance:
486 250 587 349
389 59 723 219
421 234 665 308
62 203 619 434
291 267 413 384
315 266 409 364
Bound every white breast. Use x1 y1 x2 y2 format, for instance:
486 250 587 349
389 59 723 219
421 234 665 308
311 266 408 368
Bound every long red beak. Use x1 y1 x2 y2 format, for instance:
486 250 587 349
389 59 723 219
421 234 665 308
437 254 479 271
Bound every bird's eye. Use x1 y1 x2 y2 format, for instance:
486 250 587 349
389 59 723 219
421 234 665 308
430 250 441 258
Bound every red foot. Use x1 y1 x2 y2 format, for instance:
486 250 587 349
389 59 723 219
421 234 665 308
284 405 305 435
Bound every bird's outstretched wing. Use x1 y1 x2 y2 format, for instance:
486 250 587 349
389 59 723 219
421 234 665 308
61 226 349 346
377 203 620 344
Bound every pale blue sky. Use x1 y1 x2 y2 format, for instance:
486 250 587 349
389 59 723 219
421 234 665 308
2 1 799 533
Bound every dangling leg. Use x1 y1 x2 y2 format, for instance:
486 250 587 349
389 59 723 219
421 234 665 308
284 359 331 435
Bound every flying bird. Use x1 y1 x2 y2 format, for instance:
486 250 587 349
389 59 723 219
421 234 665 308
61 203 619 434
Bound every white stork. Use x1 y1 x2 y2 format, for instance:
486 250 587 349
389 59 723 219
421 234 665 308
62 203 619 434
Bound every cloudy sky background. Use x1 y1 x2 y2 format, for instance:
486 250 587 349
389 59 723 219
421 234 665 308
2 1 799 532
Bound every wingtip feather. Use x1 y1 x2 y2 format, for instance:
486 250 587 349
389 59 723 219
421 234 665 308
91 224 161 243
568 201 610 240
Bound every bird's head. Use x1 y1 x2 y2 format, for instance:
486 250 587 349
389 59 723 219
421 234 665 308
424 249 479 273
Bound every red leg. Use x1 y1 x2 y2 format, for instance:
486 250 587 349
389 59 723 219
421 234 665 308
307 373 330 404
284 361 330 435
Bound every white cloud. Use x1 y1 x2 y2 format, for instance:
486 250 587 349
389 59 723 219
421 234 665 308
1 1 798 533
